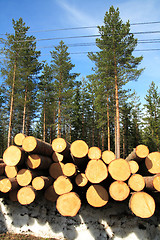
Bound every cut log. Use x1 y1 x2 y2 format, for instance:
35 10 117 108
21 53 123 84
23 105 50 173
129 191 155 218
56 192 81 217
52 152 64 162
3 145 27 166
145 152 160 174
22 136 53 156
17 186 36 205
70 140 89 170
63 163 77 178
75 173 88 187
128 174 145 192
0 163 6 176
109 181 130 201
88 146 101 160
86 184 109 207
14 133 26 146
108 158 131 181
143 175 160 191
5 166 18 178
128 160 139 174
26 154 52 170
17 169 42 186
53 175 73 195
126 144 149 162
0 177 18 193
32 176 53 190
52 138 72 160
49 162 64 179
44 185 59 202
102 150 116 165
85 159 108 184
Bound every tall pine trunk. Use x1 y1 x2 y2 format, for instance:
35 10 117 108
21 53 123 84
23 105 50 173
43 98 46 142
8 60 17 147
107 93 110 151
22 86 27 134
57 96 61 138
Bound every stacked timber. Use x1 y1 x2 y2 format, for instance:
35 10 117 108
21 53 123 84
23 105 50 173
1 134 160 219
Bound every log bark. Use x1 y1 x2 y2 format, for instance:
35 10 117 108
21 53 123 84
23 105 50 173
85 159 108 184
63 163 77 178
44 185 59 202
128 174 145 192
22 136 53 156
52 152 64 162
86 184 109 207
17 186 36 205
49 162 64 179
53 175 73 195
143 175 160 191
108 158 131 181
88 146 101 160
26 154 52 170
145 152 160 174
128 160 139 174
0 163 6 176
75 173 88 187
0 177 18 193
14 133 26 146
32 176 53 190
9 189 19 202
102 150 116 165
70 140 89 170
56 192 81 217
129 191 155 218
125 144 149 162
109 181 130 201
3 146 27 166
5 166 18 178
17 169 43 186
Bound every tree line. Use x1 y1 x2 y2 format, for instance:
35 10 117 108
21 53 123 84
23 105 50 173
0 6 160 158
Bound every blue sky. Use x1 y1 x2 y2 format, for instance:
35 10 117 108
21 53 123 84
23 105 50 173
0 0 160 104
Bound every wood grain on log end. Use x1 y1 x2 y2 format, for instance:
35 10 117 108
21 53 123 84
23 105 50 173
86 185 109 207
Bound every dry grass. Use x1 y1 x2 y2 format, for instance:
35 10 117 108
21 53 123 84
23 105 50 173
0 233 58 240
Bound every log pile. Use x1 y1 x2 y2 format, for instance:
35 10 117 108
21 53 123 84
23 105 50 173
1 134 160 219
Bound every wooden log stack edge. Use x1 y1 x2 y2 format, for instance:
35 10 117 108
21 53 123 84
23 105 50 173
0 134 160 219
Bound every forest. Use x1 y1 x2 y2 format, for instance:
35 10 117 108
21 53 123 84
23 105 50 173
0 6 160 159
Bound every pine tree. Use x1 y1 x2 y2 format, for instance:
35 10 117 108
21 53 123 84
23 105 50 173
88 6 143 157
50 40 79 138
143 81 160 151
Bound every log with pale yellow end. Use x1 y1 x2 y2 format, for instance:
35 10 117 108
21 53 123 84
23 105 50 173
145 152 160 174
126 144 149 162
108 158 131 181
85 159 108 184
109 181 130 201
129 191 155 218
128 174 145 192
88 146 101 160
102 150 116 164
27 154 52 170
22 136 53 156
0 177 18 193
32 176 53 190
52 138 71 160
75 173 88 187
63 163 77 177
128 160 139 174
49 162 64 179
14 133 26 146
52 152 64 162
17 186 36 205
56 192 81 217
3 146 26 166
86 185 109 207
17 169 42 186
5 165 18 178
53 175 73 195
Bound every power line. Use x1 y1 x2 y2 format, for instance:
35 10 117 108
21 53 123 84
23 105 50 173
1 20 160 36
